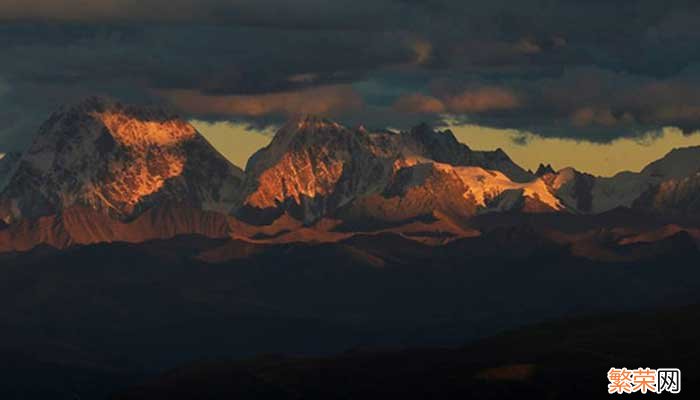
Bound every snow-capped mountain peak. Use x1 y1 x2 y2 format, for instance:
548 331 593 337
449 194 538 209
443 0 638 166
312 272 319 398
240 117 545 223
0 97 243 223
8 100 700 238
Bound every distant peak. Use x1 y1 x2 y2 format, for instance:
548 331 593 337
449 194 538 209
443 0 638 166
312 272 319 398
535 163 556 176
406 122 455 143
407 123 459 141
410 122 434 135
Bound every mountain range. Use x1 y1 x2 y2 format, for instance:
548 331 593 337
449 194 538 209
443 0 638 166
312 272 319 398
2 97 700 253
3 97 700 399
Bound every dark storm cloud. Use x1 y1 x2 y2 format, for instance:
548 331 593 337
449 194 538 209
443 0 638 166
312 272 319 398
407 67 700 142
0 0 413 29
0 22 420 148
2 0 700 149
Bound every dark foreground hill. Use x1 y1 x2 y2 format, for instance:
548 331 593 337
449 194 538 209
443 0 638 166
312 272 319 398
115 303 700 399
1 230 700 398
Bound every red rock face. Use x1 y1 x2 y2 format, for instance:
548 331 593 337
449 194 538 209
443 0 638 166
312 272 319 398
0 214 70 253
246 150 346 209
0 205 235 253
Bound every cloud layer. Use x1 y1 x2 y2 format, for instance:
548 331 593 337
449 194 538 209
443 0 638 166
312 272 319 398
164 85 364 118
2 1 700 150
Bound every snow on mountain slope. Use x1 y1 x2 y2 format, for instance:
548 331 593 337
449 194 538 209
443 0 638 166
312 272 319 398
592 172 660 212
241 116 536 224
241 116 394 224
338 158 559 229
6 99 700 250
544 167 658 214
622 146 700 216
450 166 562 211
544 147 700 215
337 162 479 225
0 97 244 223
397 157 562 211
398 123 534 182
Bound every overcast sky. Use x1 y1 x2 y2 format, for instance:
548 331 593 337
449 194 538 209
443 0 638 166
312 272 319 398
2 1 700 175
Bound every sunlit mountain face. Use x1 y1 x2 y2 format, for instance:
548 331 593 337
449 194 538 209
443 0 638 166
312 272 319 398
5 98 700 254
0 98 243 223
3 2 700 399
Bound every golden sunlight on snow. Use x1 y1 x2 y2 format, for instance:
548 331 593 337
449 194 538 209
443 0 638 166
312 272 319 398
245 152 346 208
440 164 563 210
92 111 195 209
400 156 563 210
97 111 197 146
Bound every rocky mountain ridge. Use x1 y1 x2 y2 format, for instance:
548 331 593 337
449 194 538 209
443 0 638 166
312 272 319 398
2 98 700 251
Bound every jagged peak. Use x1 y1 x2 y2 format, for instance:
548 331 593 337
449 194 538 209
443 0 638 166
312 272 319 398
405 122 470 151
408 122 453 137
535 163 556 176
274 117 464 150
493 147 507 156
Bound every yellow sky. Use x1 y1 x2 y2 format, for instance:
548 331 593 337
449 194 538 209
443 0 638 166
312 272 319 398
193 119 700 177
191 120 273 170
447 124 700 177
